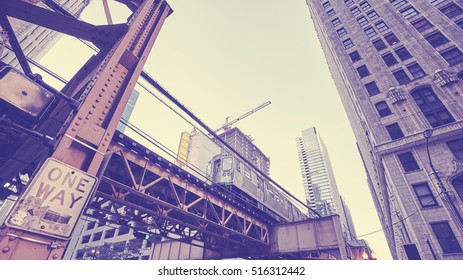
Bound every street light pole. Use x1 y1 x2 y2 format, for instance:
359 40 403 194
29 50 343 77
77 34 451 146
423 129 463 229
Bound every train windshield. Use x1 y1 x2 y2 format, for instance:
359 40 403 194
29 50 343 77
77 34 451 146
222 156 233 171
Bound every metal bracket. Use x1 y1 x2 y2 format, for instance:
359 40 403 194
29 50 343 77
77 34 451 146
0 233 65 249
0 115 57 146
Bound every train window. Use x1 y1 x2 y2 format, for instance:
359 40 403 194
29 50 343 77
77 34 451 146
222 156 233 171
244 166 251 179
236 161 242 173
206 162 212 176
214 160 221 172
268 186 274 197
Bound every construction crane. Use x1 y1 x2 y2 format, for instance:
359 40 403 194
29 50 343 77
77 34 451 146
214 101 271 134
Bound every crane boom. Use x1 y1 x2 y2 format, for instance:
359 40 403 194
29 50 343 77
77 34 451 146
214 101 271 133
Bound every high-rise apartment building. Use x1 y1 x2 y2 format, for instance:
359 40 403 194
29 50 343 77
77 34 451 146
116 90 140 133
1 0 91 68
306 0 463 259
296 127 354 240
219 127 271 175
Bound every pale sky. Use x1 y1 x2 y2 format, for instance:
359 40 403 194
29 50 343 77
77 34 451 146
36 0 392 259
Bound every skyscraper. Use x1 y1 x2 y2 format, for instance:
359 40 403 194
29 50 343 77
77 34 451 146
1 0 91 68
116 90 140 133
306 0 463 259
296 127 354 240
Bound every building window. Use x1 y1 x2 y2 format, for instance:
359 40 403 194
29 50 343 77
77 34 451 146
386 123 404 140
345 0 355 6
440 3 463 18
351 7 361 16
356 65 371 78
117 227 130 236
447 139 463 160
411 87 455 128
337 27 348 37
332 18 342 27
376 21 389 32
457 20 463 29
342 38 354 49
407 63 426 79
323 1 332 9
451 175 463 203
429 0 446 6
365 81 381 96
104 228 116 239
440 47 463 65
92 232 102 242
424 31 449 48
397 152 419 172
373 38 387 51
393 69 411 85
375 101 392 117
412 18 434 33
400 6 419 19
81 235 91 244
349 50 362 62
357 16 369 26
364 27 378 38
384 32 400 45
367 10 379 20
327 9 336 17
412 182 438 208
395 46 413 60
360 1 371 10
390 0 408 9
382 52 398 66
75 250 85 260
86 221 96 230
430 222 462 254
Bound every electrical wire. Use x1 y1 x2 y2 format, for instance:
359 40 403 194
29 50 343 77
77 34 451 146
356 190 447 238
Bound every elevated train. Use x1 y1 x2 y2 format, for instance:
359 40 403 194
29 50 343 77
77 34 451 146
207 152 307 224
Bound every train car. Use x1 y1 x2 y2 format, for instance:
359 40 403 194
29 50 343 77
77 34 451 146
206 152 306 223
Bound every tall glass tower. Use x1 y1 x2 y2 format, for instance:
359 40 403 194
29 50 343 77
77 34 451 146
306 0 463 259
296 127 355 240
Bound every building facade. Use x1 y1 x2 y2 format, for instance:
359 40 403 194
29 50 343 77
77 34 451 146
218 127 271 175
116 90 140 133
1 0 91 68
296 127 355 240
306 0 463 259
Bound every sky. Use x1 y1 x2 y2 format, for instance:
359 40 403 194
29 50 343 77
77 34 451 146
36 0 392 259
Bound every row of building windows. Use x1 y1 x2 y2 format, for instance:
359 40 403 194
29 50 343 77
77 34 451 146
406 2 463 66
397 138 463 174
383 86 455 140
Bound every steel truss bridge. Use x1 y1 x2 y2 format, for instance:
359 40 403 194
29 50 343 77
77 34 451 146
0 0 351 260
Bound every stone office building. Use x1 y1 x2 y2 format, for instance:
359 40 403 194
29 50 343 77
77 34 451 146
306 0 463 259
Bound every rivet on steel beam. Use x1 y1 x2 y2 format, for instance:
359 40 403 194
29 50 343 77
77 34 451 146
52 254 59 259
8 236 16 241
2 247 10 253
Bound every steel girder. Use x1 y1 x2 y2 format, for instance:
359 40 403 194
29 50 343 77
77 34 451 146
87 137 270 253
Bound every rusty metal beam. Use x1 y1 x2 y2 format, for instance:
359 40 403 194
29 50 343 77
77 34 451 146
0 0 127 50
0 14 32 75
0 0 172 260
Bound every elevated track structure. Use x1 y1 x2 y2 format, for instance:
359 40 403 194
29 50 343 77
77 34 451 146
0 0 351 260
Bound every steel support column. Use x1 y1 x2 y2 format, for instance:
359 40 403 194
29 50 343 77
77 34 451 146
0 0 172 260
